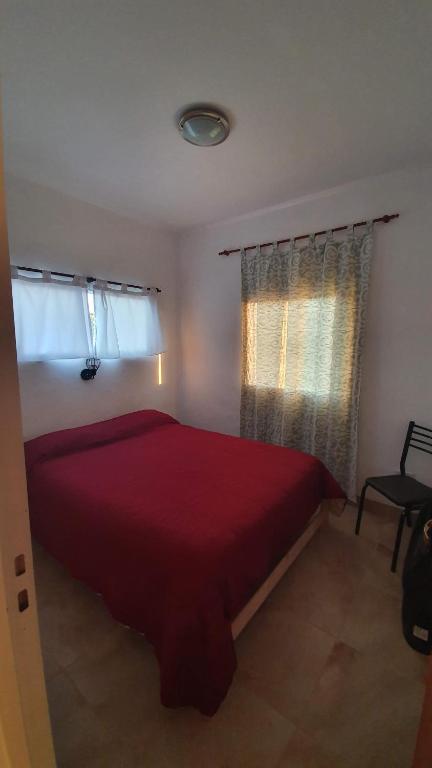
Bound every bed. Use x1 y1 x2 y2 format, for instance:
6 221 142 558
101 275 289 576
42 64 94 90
25 409 344 715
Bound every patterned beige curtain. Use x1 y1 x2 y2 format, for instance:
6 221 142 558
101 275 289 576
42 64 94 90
241 225 373 497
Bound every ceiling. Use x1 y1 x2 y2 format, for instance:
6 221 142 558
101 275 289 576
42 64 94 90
2 0 432 230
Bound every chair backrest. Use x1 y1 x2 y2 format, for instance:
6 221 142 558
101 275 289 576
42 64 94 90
400 421 432 475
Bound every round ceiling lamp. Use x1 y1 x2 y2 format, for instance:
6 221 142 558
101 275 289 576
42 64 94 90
178 107 230 147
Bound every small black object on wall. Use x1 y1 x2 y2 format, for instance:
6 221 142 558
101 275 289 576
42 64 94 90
80 358 101 381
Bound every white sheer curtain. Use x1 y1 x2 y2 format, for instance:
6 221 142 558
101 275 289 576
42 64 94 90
12 270 164 363
93 283 164 358
91 284 120 359
11 269 91 361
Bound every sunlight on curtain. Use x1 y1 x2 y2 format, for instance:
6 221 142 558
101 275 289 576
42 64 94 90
11 271 91 361
244 297 337 397
241 227 373 497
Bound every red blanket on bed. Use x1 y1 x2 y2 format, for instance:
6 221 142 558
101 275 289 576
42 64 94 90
25 410 343 715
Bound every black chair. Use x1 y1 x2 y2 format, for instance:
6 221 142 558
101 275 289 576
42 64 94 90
355 421 432 573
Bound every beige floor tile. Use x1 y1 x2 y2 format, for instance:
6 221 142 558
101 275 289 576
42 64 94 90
66 630 159 707
330 504 411 580
38 581 125 670
52 704 116 768
46 669 87 729
41 642 64 681
136 678 294 768
328 509 409 598
33 542 76 607
66 631 163 751
267 527 359 638
275 728 346 768
301 641 424 768
236 605 335 724
339 580 426 682
331 501 397 544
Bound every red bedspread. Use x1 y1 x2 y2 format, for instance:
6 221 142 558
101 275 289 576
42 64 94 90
25 410 343 715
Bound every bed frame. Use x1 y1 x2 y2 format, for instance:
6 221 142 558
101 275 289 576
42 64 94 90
232 502 329 639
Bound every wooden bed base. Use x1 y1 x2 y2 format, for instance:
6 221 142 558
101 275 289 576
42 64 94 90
232 503 328 639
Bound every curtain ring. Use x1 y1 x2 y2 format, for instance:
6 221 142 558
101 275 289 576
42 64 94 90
42 270 51 283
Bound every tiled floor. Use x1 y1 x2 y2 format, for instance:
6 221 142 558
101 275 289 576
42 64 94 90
34 504 426 768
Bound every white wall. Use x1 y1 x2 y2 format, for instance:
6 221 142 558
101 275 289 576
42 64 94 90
6 176 178 439
8 166 432 492
178 166 432 493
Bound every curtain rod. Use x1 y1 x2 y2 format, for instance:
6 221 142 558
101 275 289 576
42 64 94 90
218 213 399 256
14 265 161 293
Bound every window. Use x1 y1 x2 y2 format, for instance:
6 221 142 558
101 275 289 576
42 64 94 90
240 229 372 499
11 272 91 362
11 270 164 362
91 284 164 359
243 296 337 398
108 289 164 358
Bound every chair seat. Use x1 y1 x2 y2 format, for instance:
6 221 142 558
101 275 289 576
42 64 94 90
367 474 432 507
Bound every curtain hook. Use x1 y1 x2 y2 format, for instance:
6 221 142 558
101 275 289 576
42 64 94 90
95 279 106 291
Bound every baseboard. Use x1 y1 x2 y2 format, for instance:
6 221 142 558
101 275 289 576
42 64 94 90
355 495 398 515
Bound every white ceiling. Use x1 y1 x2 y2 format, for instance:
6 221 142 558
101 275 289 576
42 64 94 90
2 0 432 230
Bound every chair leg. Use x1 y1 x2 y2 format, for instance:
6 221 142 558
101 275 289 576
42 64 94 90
391 511 405 573
355 483 368 535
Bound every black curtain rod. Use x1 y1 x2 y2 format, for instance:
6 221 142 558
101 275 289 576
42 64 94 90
15 265 161 293
219 213 399 256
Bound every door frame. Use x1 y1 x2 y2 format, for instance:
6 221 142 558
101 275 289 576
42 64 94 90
0 100 56 767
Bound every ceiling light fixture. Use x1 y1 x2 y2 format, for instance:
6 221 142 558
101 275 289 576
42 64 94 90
178 107 230 147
